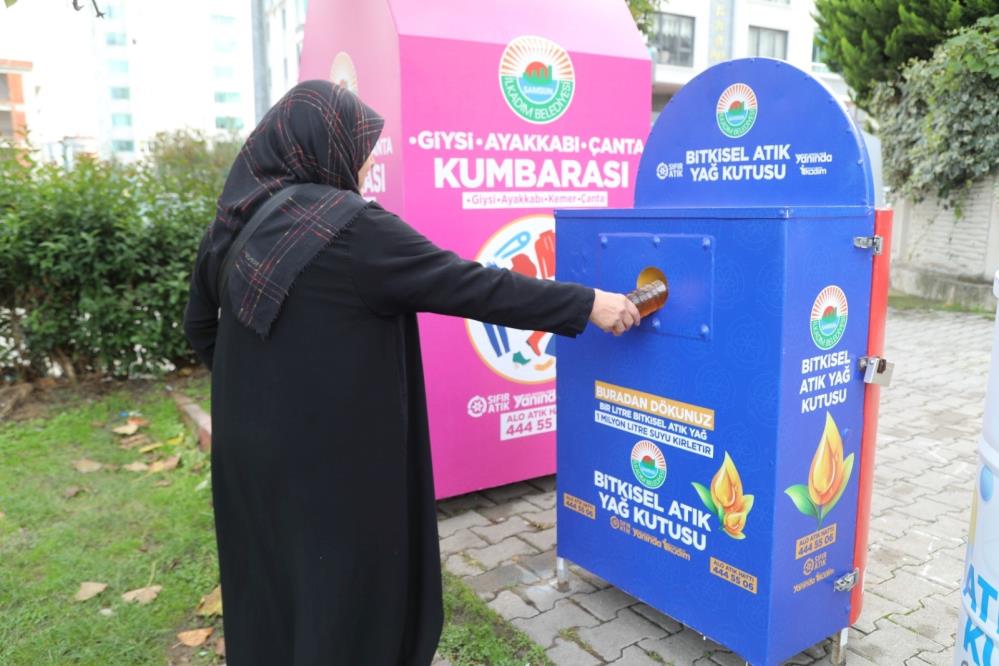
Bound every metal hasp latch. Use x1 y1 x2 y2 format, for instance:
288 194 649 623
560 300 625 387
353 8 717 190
833 568 860 592
853 235 884 254
859 356 894 386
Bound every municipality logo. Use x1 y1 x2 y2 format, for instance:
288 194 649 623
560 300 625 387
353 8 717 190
499 36 575 124
716 83 758 138
329 51 359 95
631 440 667 490
810 285 848 350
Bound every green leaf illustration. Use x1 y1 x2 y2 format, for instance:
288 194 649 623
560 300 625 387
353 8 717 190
691 482 717 516
820 452 856 518
784 484 818 518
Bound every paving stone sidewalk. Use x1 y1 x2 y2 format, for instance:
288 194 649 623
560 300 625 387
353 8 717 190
435 308 993 665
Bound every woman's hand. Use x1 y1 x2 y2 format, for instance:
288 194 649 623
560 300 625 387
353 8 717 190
589 289 641 336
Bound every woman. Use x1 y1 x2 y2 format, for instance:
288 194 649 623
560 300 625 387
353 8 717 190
184 80 639 666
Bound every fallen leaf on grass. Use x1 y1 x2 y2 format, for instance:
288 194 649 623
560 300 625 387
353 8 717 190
139 442 164 454
112 423 139 436
166 435 184 446
119 434 151 450
73 459 103 473
0 511 5 519
177 627 213 647
154 480 172 488
90 420 105 428
215 637 225 656
74 582 108 602
63 486 84 499
122 462 149 473
196 585 222 617
148 455 181 473
98 607 113 617
121 585 162 605
127 416 150 428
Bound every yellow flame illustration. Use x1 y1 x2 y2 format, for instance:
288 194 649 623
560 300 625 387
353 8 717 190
808 412 845 507
707 452 753 538
711 452 743 513
723 510 747 538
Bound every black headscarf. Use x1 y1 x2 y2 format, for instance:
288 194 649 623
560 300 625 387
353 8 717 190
207 80 384 335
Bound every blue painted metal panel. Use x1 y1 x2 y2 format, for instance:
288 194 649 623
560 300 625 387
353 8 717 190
554 58 877 665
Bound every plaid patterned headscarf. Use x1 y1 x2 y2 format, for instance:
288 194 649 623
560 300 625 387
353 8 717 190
207 80 384 336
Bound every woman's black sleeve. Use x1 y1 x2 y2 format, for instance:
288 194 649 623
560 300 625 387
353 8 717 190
348 207 593 337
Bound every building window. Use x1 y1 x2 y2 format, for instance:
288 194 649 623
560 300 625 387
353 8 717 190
212 14 237 27
214 92 240 104
0 75 9 102
108 59 129 74
111 113 132 127
213 40 237 54
110 86 130 100
748 26 788 60
650 13 695 67
106 32 127 46
215 116 244 130
214 66 235 79
112 139 135 152
0 110 13 138
811 36 830 73
812 36 828 63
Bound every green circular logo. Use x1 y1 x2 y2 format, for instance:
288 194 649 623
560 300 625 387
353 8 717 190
716 83 758 138
630 440 667 490
499 36 575 124
810 285 849 350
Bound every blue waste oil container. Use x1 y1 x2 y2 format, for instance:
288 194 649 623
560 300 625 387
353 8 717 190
555 58 887 665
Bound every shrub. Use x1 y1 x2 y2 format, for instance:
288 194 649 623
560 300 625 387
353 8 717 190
870 14 999 211
0 131 238 380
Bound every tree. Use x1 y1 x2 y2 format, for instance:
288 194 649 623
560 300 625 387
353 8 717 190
870 15 999 210
626 0 657 39
3 0 104 17
813 0 999 111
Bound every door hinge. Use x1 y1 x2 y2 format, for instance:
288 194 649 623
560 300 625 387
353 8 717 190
834 569 860 592
859 356 894 387
853 235 883 255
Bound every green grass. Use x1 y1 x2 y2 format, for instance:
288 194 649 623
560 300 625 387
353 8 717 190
0 386 219 665
0 381 548 665
439 571 552 666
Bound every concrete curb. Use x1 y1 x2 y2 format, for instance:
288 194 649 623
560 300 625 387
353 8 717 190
171 392 212 452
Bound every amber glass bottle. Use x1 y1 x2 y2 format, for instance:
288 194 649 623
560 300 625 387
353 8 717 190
626 279 668 317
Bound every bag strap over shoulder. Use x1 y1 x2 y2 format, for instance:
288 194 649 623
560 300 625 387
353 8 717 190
218 184 308 301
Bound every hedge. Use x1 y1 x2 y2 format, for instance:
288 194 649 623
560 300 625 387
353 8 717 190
0 131 240 380
870 14 999 211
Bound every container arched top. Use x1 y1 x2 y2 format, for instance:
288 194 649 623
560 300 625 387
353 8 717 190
635 58 873 209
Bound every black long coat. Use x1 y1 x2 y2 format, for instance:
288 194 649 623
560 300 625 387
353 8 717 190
185 203 594 665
